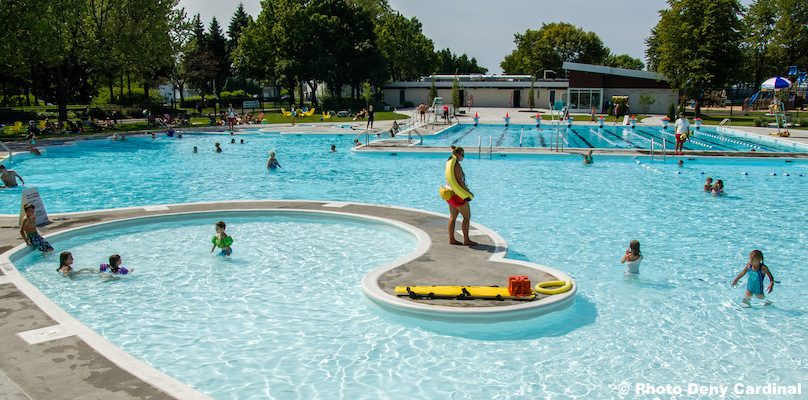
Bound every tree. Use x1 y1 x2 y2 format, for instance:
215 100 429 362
434 48 487 74
207 17 229 96
527 78 535 110
375 12 435 81
168 7 194 106
500 22 609 76
603 54 645 70
647 0 743 116
766 0 808 76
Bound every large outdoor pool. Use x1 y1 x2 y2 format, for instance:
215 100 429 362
5 130 807 399
420 123 808 152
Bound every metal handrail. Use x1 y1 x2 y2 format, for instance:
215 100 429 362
519 128 524 147
488 135 493 159
719 118 731 132
478 135 482 158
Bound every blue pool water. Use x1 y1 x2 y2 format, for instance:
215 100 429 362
7 131 808 399
421 124 808 152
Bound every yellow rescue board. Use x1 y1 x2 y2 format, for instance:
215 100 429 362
394 285 536 300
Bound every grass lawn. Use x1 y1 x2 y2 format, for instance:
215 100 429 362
1 111 408 140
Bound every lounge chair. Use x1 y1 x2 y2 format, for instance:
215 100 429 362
281 109 292 117
322 112 332 120
304 108 316 117
9 121 23 134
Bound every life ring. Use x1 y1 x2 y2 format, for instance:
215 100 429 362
445 155 473 201
534 280 572 295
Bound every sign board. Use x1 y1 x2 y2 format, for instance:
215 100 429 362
243 100 260 109
19 187 51 227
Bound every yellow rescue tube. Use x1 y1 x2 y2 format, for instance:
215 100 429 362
445 155 473 201
394 285 535 300
534 280 572 295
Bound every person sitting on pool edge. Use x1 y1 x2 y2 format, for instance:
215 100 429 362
210 221 233 256
703 177 713 191
0 165 25 187
20 204 53 252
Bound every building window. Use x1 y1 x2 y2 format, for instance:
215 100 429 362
568 89 603 111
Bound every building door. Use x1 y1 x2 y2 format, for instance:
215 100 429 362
399 90 405 106
459 90 465 107
513 90 521 108
549 90 556 106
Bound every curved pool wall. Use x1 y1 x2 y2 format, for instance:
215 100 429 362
5 208 422 399
362 206 576 323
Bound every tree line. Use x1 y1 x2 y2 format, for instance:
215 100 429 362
500 0 807 115
0 0 486 119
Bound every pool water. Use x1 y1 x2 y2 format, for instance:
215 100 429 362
421 124 808 152
14 212 419 399
7 131 808 399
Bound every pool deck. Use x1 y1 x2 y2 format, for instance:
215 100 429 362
0 200 573 399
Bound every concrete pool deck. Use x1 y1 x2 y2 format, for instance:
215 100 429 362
0 200 574 399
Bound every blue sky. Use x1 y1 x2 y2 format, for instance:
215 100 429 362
178 0 751 73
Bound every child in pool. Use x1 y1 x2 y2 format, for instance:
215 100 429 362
99 254 132 275
215 142 222 153
620 240 643 275
193 146 198 153
711 179 724 195
210 221 233 256
703 177 713 191
56 251 97 278
731 250 774 305
267 151 281 170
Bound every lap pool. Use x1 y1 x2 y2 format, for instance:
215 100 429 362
4 131 807 399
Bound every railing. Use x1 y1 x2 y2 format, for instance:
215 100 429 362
519 128 524 147
718 118 731 132
478 135 482 159
488 135 493 159
353 129 371 146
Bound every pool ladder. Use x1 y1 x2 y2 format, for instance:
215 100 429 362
0 141 12 163
477 136 493 159
649 137 667 161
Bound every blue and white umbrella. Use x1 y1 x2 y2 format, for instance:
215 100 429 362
760 76 792 90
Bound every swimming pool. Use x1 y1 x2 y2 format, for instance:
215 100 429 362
421 123 808 152
5 131 808 398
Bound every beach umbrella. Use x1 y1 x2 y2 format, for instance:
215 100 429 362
760 76 792 90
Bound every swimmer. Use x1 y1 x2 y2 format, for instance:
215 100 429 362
703 177 713 191
731 250 774 305
620 240 643 275
240 139 244 144
231 138 236 144
0 165 25 187
56 251 97 278
581 149 593 165
193 146 198 153
267 151 281 170
178 132 183 139
678 159 684 167
215 143 222 153
210 221 233 256
151 132 156 140
711 179 724 195
20 204 53 252
112 133 119 141
330 144 336 152
100 254 132 275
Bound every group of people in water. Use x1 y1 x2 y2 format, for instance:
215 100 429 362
704 176 725 195
33 220 234 279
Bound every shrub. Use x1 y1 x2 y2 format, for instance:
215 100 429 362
91 87 164 106
667 103 676 121
219 90 249 99
797 117 808 127
753 116 769 127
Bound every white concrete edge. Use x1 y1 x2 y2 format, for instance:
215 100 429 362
0 206 434 400
358 203 577 320
718 126 808 151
